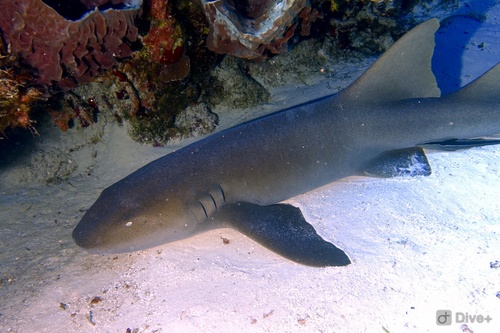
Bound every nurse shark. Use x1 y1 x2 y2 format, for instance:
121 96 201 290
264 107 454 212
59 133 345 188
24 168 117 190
73 19 500 266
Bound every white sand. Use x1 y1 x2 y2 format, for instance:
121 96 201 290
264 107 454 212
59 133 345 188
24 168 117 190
1 4 499 333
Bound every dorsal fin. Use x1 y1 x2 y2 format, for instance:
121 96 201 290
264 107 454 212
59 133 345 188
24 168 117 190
447 64 500 101
339 18 441 104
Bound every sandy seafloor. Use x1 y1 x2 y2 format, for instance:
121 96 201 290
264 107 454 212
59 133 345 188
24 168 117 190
1 3 500 333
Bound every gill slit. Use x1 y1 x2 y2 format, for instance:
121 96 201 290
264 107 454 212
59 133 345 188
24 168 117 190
208 192 217 211
219 184 226 204
198 200 208 219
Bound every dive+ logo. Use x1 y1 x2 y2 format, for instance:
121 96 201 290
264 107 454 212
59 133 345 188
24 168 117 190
436 310 492 326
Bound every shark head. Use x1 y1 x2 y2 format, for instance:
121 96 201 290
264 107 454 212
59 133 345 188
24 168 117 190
72 176 201 254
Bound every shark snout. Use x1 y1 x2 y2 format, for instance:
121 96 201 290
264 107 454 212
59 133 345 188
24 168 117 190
72 204 175 254
72 219 106 253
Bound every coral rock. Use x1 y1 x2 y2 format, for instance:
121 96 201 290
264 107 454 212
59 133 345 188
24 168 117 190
142 0 182 65
140 0 190 82
0 0 142 89
200 0 323 59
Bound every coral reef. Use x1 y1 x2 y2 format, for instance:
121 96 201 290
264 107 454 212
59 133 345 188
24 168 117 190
1 0 449 144
142 0 184 64
128 101 218 144
199 0 326 59
56 71 218 145
139 0 190 81
118 0 220 144
326 0 416 54
0 71 44 136
0 0 142 89
39 0 219 144
173 103 218 139
0 39 46 136
205 57 270 109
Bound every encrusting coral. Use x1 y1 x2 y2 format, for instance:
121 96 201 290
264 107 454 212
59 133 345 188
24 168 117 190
138 0 190 82
0 38 46 136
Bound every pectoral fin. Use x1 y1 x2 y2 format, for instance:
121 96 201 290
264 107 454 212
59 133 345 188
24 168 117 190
364 147 431 177
211 202 351 267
